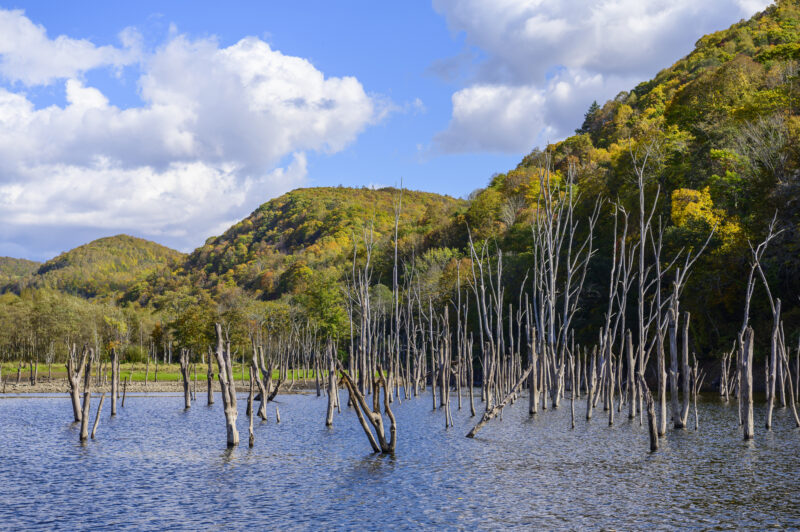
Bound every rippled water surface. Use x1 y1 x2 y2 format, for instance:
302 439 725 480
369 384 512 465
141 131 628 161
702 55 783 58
1 390 799 530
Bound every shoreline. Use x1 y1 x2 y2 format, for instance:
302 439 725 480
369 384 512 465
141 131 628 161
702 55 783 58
0 378 319 395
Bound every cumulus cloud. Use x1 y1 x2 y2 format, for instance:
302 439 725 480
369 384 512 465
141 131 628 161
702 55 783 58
435 69 625 153
432 0 774 153
0 9 139 85
0 10 379 258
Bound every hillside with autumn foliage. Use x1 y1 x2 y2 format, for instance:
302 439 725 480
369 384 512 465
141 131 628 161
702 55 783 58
1 1 799 359
3 235 184 301
462 0 800 351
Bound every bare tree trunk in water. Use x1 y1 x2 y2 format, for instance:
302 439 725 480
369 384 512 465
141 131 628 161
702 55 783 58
110 348 118 416
766 300 781 430
608 351 615 426
214 324 239 447
207 348 215 405
248 369 255 447
586 346 596 420
315 355 321 397
638 373 658 452
66 346 88 422
248 344 267 420
467 365 532 438
179 349 191 410
742 327 755 440
122 376 128 407
528 331 538 416
669 308 682 428
338 361 396 453
468 338 476 417
627 330 636 420
679 312 691 427
79 352 93 442
692 354 705 431
326 345 336 427
91 393 105 439
570 352 576 429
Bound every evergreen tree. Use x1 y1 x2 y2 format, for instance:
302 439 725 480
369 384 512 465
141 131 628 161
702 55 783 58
576 100 600 134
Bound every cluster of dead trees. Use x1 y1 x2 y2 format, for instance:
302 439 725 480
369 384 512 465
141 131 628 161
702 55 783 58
321 150 800 454
65 344 119 442
43 149 800 453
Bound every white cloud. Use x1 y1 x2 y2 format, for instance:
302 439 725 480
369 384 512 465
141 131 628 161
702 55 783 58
436 68 635 153
0 153 306 239
435 84 547 153
0 10 379 259
0 9 138 85
432 0 774 153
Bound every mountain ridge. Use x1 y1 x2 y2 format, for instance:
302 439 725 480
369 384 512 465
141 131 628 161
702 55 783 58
3 234 185 300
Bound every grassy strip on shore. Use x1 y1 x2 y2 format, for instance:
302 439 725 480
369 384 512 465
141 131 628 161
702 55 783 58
0 362 327 384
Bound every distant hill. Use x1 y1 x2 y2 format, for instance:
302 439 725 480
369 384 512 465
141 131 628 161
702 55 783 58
11 235 184 300
0 257 40 285
178 186 465 298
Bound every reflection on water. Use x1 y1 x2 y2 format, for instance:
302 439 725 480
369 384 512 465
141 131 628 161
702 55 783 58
1 391 799 530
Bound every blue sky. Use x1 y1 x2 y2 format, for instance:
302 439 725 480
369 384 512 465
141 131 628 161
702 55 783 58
0 0 771 260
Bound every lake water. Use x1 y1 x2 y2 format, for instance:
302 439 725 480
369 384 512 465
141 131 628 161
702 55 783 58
0 390 798 530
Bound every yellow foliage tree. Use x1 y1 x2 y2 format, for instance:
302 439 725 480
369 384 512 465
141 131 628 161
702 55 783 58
671 187 740 249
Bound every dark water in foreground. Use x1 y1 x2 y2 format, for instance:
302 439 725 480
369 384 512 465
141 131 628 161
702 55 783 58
0 391 798 530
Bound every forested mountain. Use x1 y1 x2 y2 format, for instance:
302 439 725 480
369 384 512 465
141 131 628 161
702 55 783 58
1 1 799 361
123 186 464 309
460 0 800 352
4 235 184 300
189 186 462 292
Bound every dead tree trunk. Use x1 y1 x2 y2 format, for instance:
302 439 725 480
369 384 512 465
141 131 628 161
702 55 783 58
570 352 576 429
338 362 396 454
742 327 755 440
669 308 682 428
467 365 532 438
248 368 255 448
79 351 94 442
91 393 105 439
766 299 781 430
179 349 191 410
207 348 214 405
679 312 691 427
249 342 267 420
110 348 118 416
608 351 615 426
692 354 705 431
214 323 239 447
66 346 88 422
638 373 658 452
586 346 597 420
122 376 128 407
326 345 336 427
627 330 636 420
